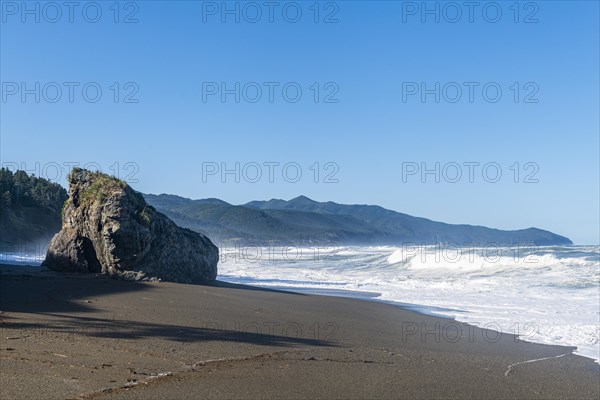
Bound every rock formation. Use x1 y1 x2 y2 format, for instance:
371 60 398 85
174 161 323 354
42 169 218 283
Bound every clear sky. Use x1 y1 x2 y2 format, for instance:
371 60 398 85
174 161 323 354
1 1 598 244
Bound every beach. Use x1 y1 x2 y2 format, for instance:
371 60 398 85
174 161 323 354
1 264 598 400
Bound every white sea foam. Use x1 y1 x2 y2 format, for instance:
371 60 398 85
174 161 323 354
0 252 45 265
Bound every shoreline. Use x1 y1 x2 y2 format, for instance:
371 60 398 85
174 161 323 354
1 264 599 399
3 262 599 363
222 282 600 364
217 243 600 363
3 262 600 363
216 276 600 364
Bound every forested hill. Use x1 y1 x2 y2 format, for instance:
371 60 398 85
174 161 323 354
0 169 68 243
144 194 573 246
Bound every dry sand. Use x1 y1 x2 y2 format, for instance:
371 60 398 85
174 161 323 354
1 264 598 399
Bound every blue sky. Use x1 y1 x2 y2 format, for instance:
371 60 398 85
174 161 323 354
1 1 598 244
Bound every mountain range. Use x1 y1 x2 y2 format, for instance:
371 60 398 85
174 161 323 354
143 194 572 246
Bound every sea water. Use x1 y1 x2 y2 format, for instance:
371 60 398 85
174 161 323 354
218 244 600 362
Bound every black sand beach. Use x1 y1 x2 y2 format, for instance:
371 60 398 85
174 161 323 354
0 265 598 399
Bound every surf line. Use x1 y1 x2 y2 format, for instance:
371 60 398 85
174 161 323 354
504 352 571 377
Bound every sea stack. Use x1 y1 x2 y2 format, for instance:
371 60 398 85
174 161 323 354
43 168 218 283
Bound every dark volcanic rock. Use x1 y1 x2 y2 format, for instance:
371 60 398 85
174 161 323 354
42 169 218 283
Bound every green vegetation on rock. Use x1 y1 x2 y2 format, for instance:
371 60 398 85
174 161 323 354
61 198 70 219
76 169 126 207
137 205 152 226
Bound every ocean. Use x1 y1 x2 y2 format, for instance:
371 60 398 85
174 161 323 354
217 244 600 362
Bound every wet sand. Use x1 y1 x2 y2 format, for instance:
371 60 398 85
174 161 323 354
1 264 598 399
